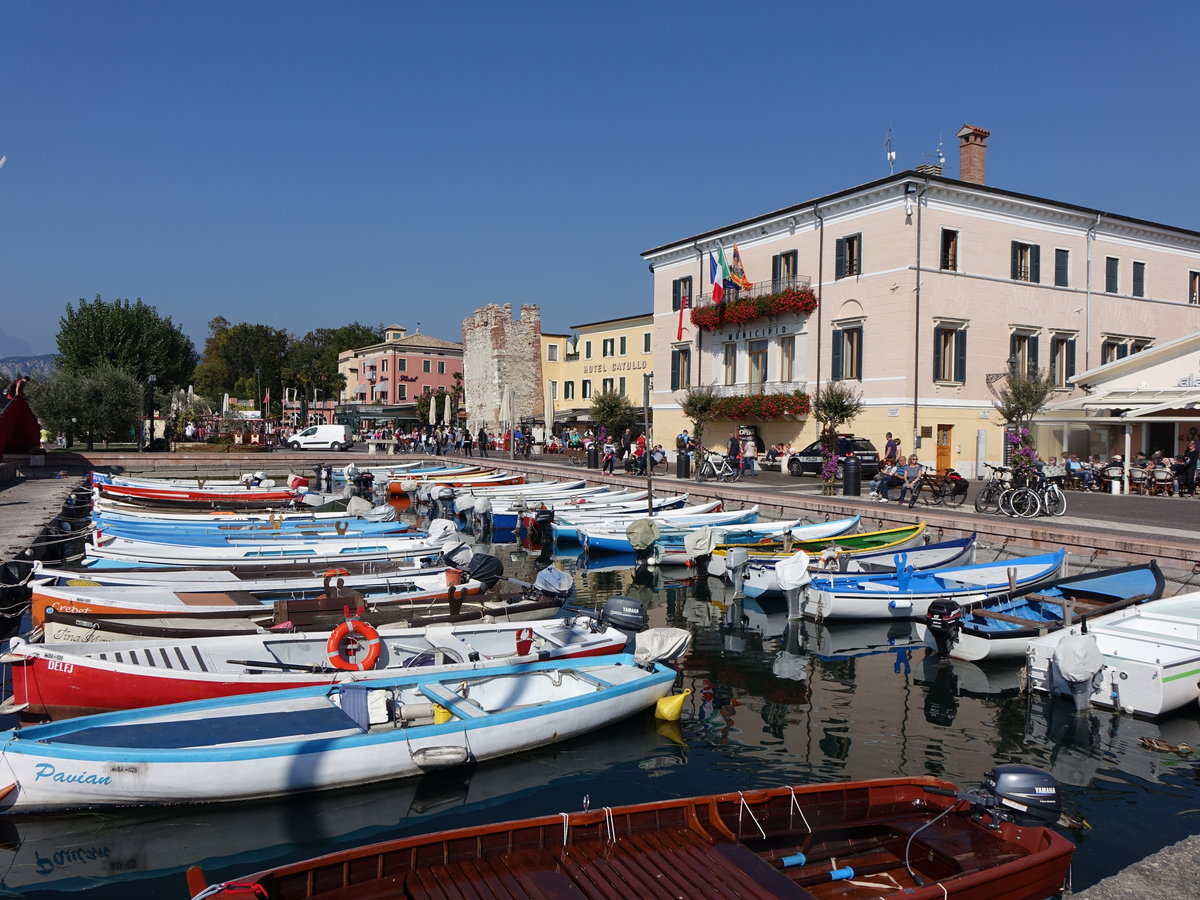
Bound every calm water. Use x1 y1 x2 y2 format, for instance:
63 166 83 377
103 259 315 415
4 503 1199 897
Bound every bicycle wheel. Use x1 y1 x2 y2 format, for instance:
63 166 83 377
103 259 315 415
974 483 1001 514
725 465 742 483
997 488 1016 516
1043 484 1067 517
944 481 967 507
1010 487 1042 518
695 462 712 483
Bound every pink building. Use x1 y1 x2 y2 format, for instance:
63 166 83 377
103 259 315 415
337 325 463 427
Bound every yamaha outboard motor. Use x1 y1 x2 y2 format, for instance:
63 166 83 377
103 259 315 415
981 765 1063 827
598 595 649 632
434 486 456 519
531 506 555 544
925 599 963 659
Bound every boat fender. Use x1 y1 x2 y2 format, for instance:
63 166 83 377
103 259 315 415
828 867 855 882
326 618 382 671
516 627 534 655
780 852 807 868
887 598 913 610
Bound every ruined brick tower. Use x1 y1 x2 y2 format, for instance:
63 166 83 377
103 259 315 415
461 303 543 431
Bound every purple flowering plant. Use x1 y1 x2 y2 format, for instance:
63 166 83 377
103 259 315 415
1007 427 1039 483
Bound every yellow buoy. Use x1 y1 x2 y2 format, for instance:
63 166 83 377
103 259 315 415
655 688 691 721
432 703 452 724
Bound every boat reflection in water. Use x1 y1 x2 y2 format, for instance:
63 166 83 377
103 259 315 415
0 717 685 895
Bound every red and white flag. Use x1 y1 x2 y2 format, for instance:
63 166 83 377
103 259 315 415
676 294 690 341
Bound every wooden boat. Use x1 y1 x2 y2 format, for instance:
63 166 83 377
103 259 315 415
550 499 718 542
793 549 1067 620
742 534 978 598
92 516 414 543
93 481 300 508
651 516 865 565
707 523 928 578
1025 590 1200 717
0 653 680 813
578 507 763 554
924 561 1165 661
28 564 472 629
2 616 687 719
187 766 1074 900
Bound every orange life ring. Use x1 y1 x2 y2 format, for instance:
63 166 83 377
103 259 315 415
326 619 381 671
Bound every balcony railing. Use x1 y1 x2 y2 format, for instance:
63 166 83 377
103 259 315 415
712 381 808 397
692 276 811 309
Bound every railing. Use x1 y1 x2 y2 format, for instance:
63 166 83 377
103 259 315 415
692 275 811 309
712 381 808 397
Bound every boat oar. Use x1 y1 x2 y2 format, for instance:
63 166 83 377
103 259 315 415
226 658 330 673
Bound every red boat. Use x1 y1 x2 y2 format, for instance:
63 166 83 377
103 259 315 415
189 766 1074 900
95 481 299 507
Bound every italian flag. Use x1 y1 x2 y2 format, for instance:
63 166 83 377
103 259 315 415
709 249 730 304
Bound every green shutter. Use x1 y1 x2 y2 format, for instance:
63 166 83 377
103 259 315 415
1011 241 1020 280
772 254 782 288
955 329 967 383
1028 335 1039 372
855 233 863 275
1133 262 1145 297
1009 333 1018 361
672 280 681 312
1030 245 1041 283
670 350 680 390
1066 339 1076 378
831 329 844 381
1055 249 1069 287
835 238 846 280
932 327 943 381
854 326 864 381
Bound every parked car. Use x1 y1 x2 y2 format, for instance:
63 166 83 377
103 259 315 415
288 424 354 451
787 435 880 479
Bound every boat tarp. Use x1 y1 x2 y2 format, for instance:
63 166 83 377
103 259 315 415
634 627 692 664
776 552 813 590
625 519 661 551
683 526 716 557
1053 630 1105 682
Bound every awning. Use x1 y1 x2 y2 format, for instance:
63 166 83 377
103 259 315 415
1043 388 1200 417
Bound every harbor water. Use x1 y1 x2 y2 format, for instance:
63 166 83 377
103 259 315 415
2 501 1198 898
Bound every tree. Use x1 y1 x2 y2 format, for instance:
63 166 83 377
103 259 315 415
812 383 864 492
26 363 142 450
992 365 1056 431
679 383 721 449
590 390 640 439
282 322 384 418
57 295 196 389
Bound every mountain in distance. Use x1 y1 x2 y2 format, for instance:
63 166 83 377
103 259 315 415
0 355 57 383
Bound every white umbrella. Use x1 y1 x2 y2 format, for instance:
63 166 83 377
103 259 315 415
498 385 512 432
428 394 437 427
442 393 452 427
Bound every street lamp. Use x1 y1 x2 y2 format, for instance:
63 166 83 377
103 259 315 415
146 375 157 451
643 372 654 515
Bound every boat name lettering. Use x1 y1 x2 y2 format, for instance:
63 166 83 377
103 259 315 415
46 660 74 674
35 845 112 876
33 763 112 785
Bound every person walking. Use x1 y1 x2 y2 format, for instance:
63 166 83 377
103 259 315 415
740 435 758 477
1184 439 1198 497
477 426 489 458
883 432 900 465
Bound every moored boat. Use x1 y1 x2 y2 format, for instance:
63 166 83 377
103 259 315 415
924 561 1164 661
0 652 683 813
188 765 1074 900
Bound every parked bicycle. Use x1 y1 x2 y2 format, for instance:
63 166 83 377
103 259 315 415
566 444 585 467
998 469 1067 518
973 463 1011 514
694 448 742 483
904 464 969 509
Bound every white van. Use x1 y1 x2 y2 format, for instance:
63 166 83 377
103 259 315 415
288 424 353 451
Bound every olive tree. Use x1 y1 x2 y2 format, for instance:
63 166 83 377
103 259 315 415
26 363 143 450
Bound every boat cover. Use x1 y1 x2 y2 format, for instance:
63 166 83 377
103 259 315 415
776 552 813 590
625 518 661 551
634 627 693 664
534 566 574 597
683 526 716 557
1053 629 1105 682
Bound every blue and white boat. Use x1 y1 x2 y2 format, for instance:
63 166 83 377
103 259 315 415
578 507 762 554
922 560 1164 661
793 549 1067 620
0 652 683 814
741 534 978 598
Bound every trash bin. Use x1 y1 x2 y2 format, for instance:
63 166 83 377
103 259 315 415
842 455 862 496
676 452 691 479
586 445 599 469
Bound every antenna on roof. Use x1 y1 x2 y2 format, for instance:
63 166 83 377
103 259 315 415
884 126 896 175
936 133 946 168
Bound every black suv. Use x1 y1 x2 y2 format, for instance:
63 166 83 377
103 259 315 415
787 435 880 479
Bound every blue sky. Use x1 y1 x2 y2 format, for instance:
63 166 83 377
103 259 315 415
2 2 1198 358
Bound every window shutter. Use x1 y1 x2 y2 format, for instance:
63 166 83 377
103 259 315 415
672 280 681 312
1028 335 1039 371
954 329 967 383
1117 343 1128 359
1066 338 1076 378
932 327 943 381
1009 333 1018 361
835 238 846 280
772 254 781 286
1055 249 1069 287
855 233 863 275
831 329 844 381
854 326 864 380
1010 241 1020 280
1133 262 1145 297
1030 245 1041 283
670 350 681 390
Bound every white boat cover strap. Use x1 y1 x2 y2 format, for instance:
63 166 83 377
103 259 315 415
1053 630 1105 682
634 627 693 665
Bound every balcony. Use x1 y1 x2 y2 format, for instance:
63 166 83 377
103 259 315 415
712 381 808 397
692 276 811 309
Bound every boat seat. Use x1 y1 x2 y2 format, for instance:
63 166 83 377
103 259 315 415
856 582 900 592
419 681 488 718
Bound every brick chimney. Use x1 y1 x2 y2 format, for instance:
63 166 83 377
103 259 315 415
956 124 990 185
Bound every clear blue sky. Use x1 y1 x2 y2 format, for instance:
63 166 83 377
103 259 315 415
2 1 1198 358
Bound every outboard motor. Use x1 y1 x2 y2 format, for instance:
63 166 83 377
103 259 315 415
1052 628 1105 713
532 565 574 601
598 595 649 633
464 553 504 592
323 464 334 494
725 546 750 598
981 765 1063 827
434 485 456 519
472 497 493 536
531 506 555 544
925 599 963 659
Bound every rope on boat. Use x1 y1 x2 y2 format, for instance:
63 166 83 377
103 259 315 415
788 788 812 834
604 806 616 843
736 792 767 841
561 812 570 845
